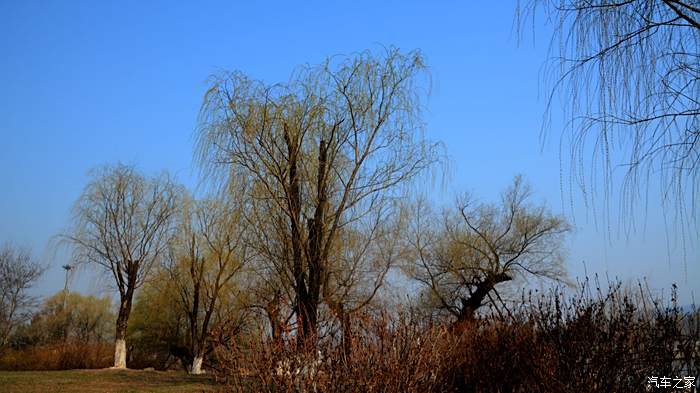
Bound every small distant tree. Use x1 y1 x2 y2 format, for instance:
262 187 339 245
0 243 43 348
408 176 571 324
65 164 179 368
27 291 113 345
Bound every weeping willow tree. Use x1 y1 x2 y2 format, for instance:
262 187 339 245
195 48 441 346
65 164 179 368
518 1 700 240
164 189 251 374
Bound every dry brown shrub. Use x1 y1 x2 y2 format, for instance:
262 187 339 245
212 281 698 393
0 341 112 370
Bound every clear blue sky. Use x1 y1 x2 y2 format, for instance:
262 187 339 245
1 1 697 303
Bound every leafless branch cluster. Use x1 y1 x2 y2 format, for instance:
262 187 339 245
518 0 700 236
0 243 43 348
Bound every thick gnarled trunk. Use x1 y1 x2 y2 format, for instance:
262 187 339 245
456 272 512 323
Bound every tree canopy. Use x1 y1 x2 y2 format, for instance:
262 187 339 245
196 48 442 343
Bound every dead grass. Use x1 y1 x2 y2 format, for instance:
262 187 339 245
0 368 217 393
0 342 113 370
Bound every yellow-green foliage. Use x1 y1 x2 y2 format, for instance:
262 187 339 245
18 290 113 345
128 270 183 345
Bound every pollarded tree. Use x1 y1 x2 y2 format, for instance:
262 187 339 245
0 243 43 348
165 191 251 374
408 176 571 324
65 164 179 368
196 48 441 345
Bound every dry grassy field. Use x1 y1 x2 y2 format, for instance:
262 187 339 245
0 369 216 393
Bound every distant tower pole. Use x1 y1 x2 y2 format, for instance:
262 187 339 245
61 264 73 340
62 264 73 293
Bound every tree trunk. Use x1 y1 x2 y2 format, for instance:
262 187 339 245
284 125 317 348
114 338 127 369
296 295 316 348
190 354 204 375
341 309 351 357
266 292 284 347
113 288 134 368
301 139 329 348
456 272 512 323
189 314 212 375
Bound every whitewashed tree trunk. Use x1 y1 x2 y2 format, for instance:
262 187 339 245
114 339 127 368
190 356 204 375
113 292 133 369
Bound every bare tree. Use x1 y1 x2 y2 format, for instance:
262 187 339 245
322 206 407 355
518 0 700 236
408 176 571 325
65 164 179 368
196 48 441 346
165 191 251 374
0 243 43 348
